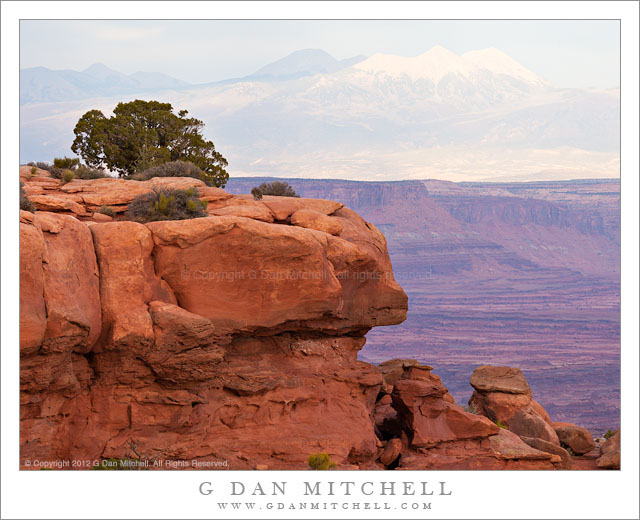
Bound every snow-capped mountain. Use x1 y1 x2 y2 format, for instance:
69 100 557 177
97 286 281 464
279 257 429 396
355 45 546 86
20 46 619 182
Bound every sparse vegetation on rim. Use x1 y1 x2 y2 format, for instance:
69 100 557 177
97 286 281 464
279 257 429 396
125 187 208 222
253 181 299 197
20 182 34 212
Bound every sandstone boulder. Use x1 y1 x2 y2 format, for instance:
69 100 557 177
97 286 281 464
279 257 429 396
34 213 102 355
28 194 88 216
530 399 552 424
552 422 596 455
290 209 343 235
486 429 558 468
392 365 499 448
377 358 421 387
90 221 175 350
596 430 620 469
374 394 401 437
520 436 572 469
468 365 555 427
509 407 560 445
470 366 531 394
379 438 402 466
468 390 531 425
256 196 343 221
91 212 113 222
209 203 274 222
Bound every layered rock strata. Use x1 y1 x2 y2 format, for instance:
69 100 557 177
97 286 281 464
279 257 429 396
20 172 407 469
19 170 591 470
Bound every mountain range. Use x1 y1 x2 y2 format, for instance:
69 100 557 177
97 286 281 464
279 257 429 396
20 46 620 182
20 62 190 104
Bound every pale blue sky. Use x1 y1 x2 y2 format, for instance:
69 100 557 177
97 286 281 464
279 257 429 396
20 20 620 88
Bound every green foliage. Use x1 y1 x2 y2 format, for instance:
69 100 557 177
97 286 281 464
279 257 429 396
126 187 208 223
604 429 616 440
30 166 37 176
494 419 508 429
75 165 108 179
134 160 216 186
255 181 299 197
20 182 34 212
53 156 80 169
61 169 75 184
308 453 336 470
97 205 115 217
71 99 229 186
32 158 107 180
251 187 263 200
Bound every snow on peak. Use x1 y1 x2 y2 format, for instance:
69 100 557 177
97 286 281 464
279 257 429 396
354 45 547 86
462 48 546 85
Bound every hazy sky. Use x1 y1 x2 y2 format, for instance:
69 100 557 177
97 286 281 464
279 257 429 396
20 20 619 88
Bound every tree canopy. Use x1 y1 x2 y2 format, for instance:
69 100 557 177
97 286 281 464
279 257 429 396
71 100 229 187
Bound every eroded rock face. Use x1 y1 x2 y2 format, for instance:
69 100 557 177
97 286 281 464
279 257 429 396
392 365 500 448
146 214 406 333
19 176 407 469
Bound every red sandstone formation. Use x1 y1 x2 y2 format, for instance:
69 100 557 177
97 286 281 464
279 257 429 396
596 430 620 469
19 169 605 470
466 365 611 469
20 170 407 469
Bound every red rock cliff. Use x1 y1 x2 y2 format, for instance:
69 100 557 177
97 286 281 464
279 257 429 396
20 171 407 469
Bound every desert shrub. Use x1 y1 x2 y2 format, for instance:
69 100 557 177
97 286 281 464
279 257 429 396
254 181 299 197
604 429 616 440
30 166 37 176
135 160 218 186
308 453 336 470
74 165 108 179
49 167 63 179
97 205 115 217
61 169 75 184
53 156 80 169
31 158 107 179
20 183 34 212
251 187 263 200
27 161 53 171
27 161 63 178
126 187 208 222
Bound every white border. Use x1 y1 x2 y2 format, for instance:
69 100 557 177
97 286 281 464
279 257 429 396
2 2 638 519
